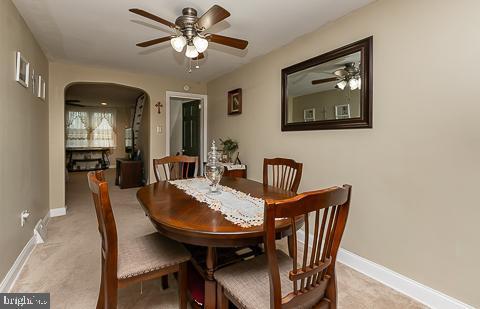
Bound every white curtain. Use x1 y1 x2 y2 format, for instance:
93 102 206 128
66 107 117 148
91 112 116 148
66 111 89 148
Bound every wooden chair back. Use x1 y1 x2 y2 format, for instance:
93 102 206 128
153 155 198 182
87 170 118 308
264 185 352 309
263 158 303 193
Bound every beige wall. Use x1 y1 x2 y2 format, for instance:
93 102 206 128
49 61 206 210
170 100 184 156
207 0 480 306
0 0 49 281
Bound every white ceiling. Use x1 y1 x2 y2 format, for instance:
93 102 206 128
13 0 373 82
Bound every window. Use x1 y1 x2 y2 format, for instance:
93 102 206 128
66 109 116 148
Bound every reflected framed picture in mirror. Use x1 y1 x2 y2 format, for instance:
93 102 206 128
281 37 372 131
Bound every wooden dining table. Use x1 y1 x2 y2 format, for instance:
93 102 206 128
136 176 300 309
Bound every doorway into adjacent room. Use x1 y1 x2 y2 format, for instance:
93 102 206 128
166 92 207 175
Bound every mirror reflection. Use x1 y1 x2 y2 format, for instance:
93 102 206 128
286 51 361 123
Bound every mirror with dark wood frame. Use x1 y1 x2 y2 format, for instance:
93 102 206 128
281 36 373 131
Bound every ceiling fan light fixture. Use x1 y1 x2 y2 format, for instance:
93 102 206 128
193 36 208 53
170 36 187 52
349 78 359 90
185 44 199 58
336 80 347 90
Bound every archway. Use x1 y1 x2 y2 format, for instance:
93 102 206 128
63 82 150 208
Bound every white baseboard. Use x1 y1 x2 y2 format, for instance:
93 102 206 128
0 210 52 292
0 235 37 292
49 206 67 217
297 230 473 309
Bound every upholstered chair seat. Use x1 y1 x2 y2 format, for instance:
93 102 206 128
117 233 191 280
215 250 322 309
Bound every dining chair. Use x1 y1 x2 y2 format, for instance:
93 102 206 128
87 170 191 309
153 155 198 182
263 158 303 193
263 157 304 258
215 185 352 309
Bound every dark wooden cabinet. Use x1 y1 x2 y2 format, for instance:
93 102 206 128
115 159 143 189
223 166 247 178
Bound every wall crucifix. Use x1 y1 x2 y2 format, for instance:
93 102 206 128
155 101 163 114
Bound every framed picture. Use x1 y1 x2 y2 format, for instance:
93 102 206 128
303 108 315 122
228 88 242 115
41 79 46 101
36 75 42 98
31 68 36 95
335 104 351 119
15 51 30 88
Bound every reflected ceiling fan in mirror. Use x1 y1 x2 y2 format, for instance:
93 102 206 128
311 62 361 90
129 5 248 70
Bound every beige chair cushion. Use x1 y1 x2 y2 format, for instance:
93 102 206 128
215 250 323 309
117 233 190 279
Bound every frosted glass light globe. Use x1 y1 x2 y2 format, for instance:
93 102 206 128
170 36 186 52
348 78 358 90
185 44 199 58
336 80 347 90
193 36 208 53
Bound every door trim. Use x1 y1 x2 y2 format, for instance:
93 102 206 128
165 91 208 172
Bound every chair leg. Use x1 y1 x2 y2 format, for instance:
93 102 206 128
161 275 169 290
178 263 188 309
216 284 229 309
325 272 337 309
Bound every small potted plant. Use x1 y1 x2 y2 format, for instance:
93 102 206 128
219 138 239 163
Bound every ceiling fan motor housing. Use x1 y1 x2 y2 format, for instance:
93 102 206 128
176 8 200 41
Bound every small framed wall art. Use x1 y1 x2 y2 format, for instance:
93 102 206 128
303 108 315 122
15 51 30 88
41 78 46 101
335 104 351 119
227 88 242 115
31 68 36 95
36 75 46 100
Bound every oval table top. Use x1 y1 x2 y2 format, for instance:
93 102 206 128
136 177 299 247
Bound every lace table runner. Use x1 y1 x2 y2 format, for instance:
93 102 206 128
169 178 264 227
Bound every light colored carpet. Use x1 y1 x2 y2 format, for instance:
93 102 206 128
12 170 425 308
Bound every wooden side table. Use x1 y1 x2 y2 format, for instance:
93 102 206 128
115 159 143 189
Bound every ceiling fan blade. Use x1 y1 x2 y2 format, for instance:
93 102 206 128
196 5 230 30
311 77 339 85
66 102 86 107
334 69 348 77
208 34 248 50
192 53 205 60
129 8 176 28
136 36 171 47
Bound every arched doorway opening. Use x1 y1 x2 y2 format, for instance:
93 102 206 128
64 82 150 205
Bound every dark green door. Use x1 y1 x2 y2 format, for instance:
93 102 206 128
182 100 201 157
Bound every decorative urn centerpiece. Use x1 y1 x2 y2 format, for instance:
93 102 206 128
205 141 224 193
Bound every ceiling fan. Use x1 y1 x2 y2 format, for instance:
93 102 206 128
129 5 248 61
311 62 361 90
65 99 86 107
